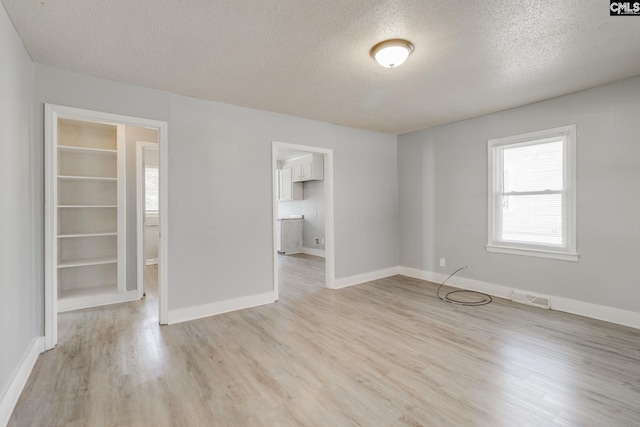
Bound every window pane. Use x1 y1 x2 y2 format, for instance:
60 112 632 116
145 167 159 212
503 140 563 193
501 193 563 245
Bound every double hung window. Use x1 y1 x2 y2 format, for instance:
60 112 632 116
487 125 577 261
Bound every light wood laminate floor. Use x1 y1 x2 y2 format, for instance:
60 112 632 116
9 255 640 426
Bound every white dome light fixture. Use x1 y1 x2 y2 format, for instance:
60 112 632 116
370 39 414 69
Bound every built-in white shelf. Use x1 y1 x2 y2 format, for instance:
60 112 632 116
58 256 117 269
58 284 137 313
58 145 117 155
57 175 117 182
58 205 117 208
59 284 117 299
53 118 126 313
58 232 117 239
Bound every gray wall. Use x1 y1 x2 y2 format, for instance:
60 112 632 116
33 65 398 312
124 125 158 291
398 76 640 313
278 179 325 251
0 2 37 399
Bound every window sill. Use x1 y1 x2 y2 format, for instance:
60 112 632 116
485 244 579 262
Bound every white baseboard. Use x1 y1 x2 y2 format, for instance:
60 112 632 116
145 258 158 265
166 262 639 328
301 247 325 258
398 266 640 329
0 336 44 427
333 266 399 289
398 267 448 287
549 296 640 329
168 291 277 325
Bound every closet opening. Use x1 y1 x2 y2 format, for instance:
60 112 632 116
44 104 169 350
136 141 159 301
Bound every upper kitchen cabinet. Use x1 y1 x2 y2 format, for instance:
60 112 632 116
277 167 303 201
290 153 324 182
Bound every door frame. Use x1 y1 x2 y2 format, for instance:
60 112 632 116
44 104 169 350
136 141 159 299
271 141 335 298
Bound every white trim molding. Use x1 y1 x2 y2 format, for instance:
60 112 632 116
485 244 579 262
301 247 325 258
167 291 277 325
116 125 127 293
398 266 640 330
397 267 448 285
169 264 638 329
332 266 399 289
0 337 44 426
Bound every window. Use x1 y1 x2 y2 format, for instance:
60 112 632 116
145 166 159 214
487 125 578 261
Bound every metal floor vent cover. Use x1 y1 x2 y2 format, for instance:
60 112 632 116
511 291 551 309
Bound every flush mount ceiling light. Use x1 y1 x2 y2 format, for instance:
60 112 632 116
370 39 414 68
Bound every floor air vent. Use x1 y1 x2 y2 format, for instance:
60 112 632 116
511 291 551 309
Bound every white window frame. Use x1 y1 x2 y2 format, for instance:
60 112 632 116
486 125 578 262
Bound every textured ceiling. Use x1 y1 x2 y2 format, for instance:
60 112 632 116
3 0 640 134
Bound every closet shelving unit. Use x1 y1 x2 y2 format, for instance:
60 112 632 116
55 119 127 312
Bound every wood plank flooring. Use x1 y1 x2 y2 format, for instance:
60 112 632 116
9 255 640 426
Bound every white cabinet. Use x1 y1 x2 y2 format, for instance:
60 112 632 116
278 167 303 201
276 218 303 254
292 153 323 182
55 119 126 312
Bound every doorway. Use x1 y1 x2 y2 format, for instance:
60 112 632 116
271 141 335 299
136 142 159 301
44 104 169 350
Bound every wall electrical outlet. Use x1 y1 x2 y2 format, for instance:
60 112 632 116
314 237 320 247
439 258 446 267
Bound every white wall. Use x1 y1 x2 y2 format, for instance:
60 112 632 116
398 76 640 313
0 0 37 407
33 65 399 315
